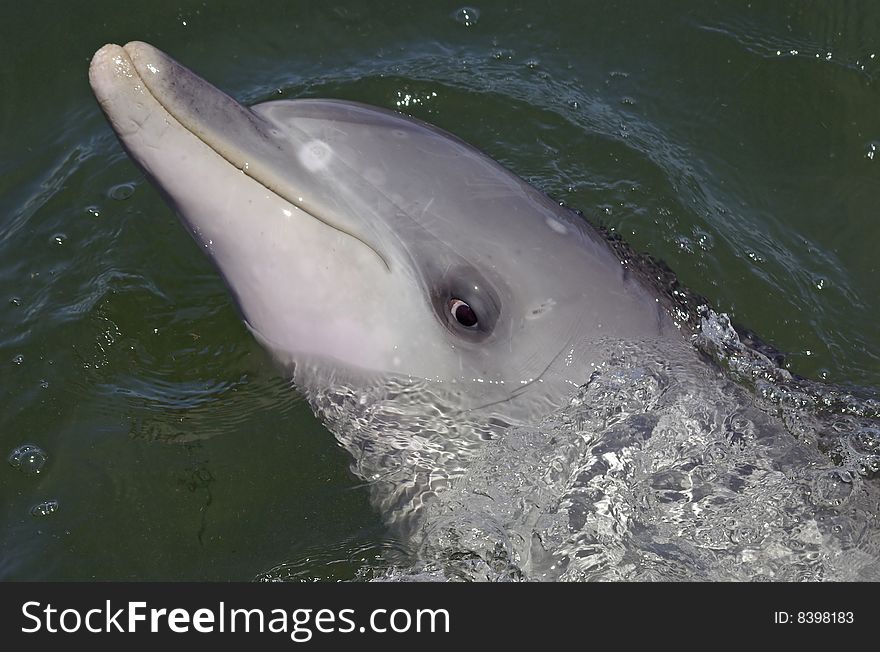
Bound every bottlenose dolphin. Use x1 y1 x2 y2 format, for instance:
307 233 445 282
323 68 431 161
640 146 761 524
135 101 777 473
89 42 678 430
88 44 880 580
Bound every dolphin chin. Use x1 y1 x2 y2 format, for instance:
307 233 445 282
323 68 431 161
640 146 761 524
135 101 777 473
89 41 677 426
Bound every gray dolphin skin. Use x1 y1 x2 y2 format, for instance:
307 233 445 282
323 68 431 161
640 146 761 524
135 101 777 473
89 42 677 428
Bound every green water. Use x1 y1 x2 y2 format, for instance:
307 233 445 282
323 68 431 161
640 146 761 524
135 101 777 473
1 1 877 580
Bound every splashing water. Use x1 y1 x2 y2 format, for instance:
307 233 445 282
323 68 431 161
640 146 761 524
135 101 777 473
297 307 880 582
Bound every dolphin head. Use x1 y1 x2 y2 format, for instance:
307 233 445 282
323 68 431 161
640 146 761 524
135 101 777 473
89 42 675 424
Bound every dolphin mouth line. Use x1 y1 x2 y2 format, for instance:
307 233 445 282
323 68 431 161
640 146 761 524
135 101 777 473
111 44 391 271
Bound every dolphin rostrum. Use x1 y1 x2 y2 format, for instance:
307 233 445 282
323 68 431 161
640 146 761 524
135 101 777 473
89 42 677 433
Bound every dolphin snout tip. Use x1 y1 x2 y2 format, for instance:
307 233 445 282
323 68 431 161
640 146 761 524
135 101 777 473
121 41 155 56
88 43 127 87
120 41 168 76
90 43 123 67
88 43 146 121
89 42 159 89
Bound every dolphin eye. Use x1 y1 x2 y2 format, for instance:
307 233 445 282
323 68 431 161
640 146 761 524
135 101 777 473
449 298 478 328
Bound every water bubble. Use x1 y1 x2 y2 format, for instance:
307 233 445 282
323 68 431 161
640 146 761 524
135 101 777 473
8 444 48 475
86 206 101 217
853 428 880 453
693 228 715 251
866 142 877 160
12 354 23 365
859 456 880 477
9 296 21 307
674 235 694 254
702 441 729 464
731 525 760 545
108 182 135 201
452 6 480 27
810 470 853 506
31 500 59 517
39 379 49 389
50 233 67 246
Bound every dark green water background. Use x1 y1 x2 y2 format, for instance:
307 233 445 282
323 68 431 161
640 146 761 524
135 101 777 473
1 1 877 579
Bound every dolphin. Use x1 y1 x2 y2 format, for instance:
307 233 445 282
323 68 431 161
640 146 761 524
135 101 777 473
88 41 677 428
86 43 880 580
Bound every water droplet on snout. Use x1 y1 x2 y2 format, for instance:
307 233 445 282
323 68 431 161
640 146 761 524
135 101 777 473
8 444 48 475
452 6 480 26
31 500 59 517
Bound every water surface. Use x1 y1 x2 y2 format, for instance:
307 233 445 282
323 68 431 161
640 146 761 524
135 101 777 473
1 1 878 580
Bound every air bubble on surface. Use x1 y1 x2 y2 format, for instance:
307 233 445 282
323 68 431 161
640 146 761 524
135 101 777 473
31 500 59 517
452 7 480 27
8 444 48 475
